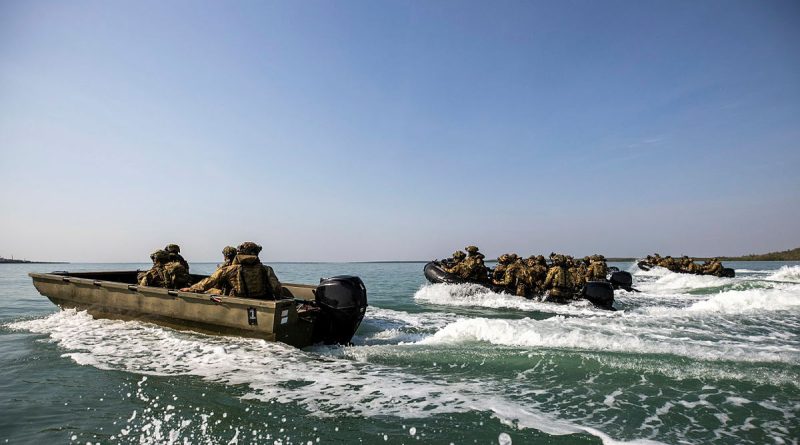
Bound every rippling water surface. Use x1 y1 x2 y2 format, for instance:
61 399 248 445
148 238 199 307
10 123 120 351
1 261 799 444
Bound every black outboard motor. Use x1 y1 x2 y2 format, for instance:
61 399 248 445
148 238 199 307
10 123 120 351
720 268 736 278
582 281 615 311
609 271 634 291
312 276 368 345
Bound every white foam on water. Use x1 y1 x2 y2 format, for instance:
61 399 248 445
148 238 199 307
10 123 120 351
417 316 800 364
635 272 734 294
414 283 615 317
685 285 800 314
767 265 800 282
365 306 461 331
7 309 657 445
632 266 672 278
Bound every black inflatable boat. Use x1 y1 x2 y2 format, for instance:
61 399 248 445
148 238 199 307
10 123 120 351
423 261 615 310
637 261 735 278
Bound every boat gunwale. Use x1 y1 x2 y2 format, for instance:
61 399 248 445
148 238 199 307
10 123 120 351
29 271 315 308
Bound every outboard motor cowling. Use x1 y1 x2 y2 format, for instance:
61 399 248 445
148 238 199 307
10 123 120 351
720 268 736 278
313 276 368 345
609 271 634 291
582 281 615 311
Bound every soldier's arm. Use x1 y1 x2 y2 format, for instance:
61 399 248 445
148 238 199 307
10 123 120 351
543 270 553 287
185 267 226 293
138 270 152 287
264 266 283 298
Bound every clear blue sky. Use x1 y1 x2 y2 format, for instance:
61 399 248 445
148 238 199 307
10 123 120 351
1 0 799 262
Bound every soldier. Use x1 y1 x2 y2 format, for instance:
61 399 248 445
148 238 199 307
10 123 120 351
464 245 490 284
442 250 466 270
544 255 573 303
496 256 530 297
571 257 587 290
138 249 190 289
659 256 680 272
525 255 549 294
586 255 608 282
181 242 282 299
442 250 469 277
685 257 702 274
220 246 237 268
491 254 511 283
165 244 190 270
704 258 723 276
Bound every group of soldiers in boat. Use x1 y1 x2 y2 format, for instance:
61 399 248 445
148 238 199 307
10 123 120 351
437 246 612 302
136 242 283 299
639 254 728 277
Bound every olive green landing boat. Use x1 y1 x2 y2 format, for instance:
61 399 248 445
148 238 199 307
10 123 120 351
30 270 368 348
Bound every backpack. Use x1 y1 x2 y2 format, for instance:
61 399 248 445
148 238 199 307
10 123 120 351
231 255 273 299
163 261 191 288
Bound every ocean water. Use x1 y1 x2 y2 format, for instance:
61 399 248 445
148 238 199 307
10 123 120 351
1 261 799 445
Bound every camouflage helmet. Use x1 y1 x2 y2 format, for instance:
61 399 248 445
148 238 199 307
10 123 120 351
452 250 466 260
465 245 479 254
497 254 509 263
222 246 237 257
165 244 181 254
151 249 170 262
508 253 519 262
237 241 263 255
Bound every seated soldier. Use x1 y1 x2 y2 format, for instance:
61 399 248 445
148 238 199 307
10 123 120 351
524 255 549 294
586 255 608 282
464 246 490 284
704 258 723 276
495 256 530 297
181 242 282 299
138 249 190 289
441 250 466 271
544 254 573 303
491 254 511 284
219 246 237 269
165 244 190 270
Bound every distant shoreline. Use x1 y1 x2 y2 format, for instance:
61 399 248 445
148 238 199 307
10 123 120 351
0 259 69 264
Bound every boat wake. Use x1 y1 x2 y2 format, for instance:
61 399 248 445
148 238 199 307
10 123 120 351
7 309 661 445
414 283 611 316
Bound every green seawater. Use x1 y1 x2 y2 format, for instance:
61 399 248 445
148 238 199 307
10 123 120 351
1 261 799 444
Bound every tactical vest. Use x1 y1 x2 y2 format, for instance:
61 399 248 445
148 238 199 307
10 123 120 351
164 261 191 288
552 267 569 289
231 255 272 299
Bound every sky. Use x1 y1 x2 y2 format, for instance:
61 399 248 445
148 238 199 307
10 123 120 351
1 0 799 262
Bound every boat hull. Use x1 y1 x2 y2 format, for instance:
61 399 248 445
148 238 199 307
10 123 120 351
30 271 322 347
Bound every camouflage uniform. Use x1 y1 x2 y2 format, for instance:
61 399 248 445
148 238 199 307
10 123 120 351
165 244 190 271
491 254 511 284
507 259 531 297
463 246 490 284
186 242 282 299
659 256 680 272
586 255 608 281
686 258 702 274
704 258 723 276
525 255 549 294
219 246 237 269
138 250 190 289
544 255 573 301
441 250 466 273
